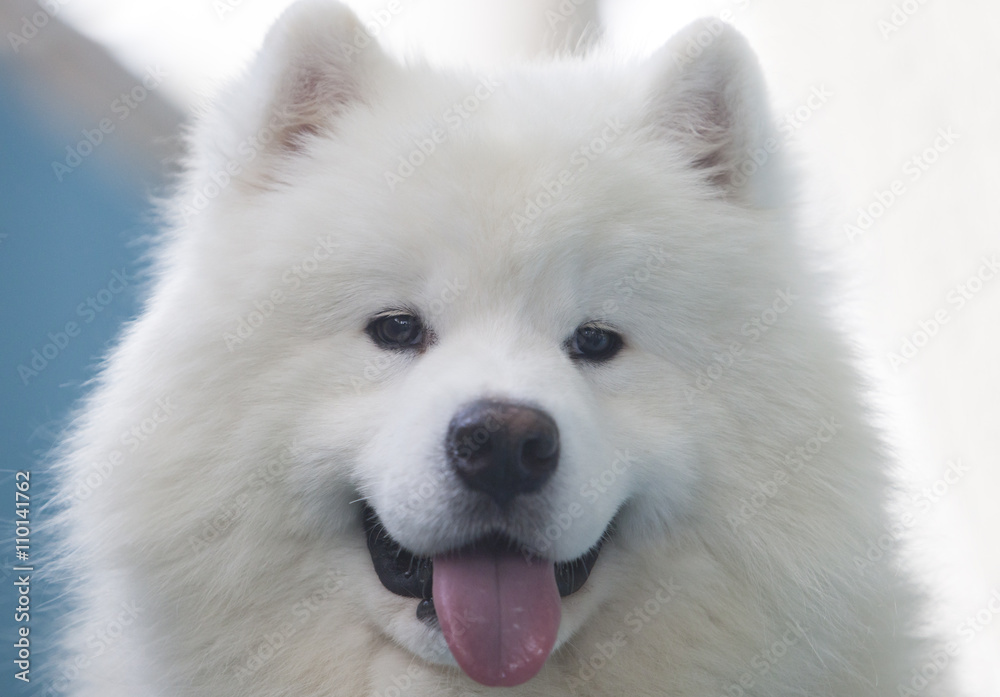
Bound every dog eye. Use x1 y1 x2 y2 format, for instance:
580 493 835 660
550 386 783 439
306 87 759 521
367 313 425 349
568 324 623 362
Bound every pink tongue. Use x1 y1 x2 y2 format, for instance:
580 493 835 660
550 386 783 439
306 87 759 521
433 548 561 687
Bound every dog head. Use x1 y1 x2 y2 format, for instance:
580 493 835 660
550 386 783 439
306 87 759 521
126 0 802 688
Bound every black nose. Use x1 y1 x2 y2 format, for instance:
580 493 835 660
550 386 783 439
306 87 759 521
445 400 559 506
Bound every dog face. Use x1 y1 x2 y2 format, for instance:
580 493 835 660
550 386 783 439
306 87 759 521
125 1 793 688
233 103 708 683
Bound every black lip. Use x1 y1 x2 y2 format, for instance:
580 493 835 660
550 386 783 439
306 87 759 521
362 504 604 620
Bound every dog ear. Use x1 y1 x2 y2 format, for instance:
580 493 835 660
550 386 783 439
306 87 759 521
191 0 388 188
645 19 780 205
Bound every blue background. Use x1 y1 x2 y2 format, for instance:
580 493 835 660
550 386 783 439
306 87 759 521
1 66 156 696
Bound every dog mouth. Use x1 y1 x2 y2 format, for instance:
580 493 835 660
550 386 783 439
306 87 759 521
362 503 605 686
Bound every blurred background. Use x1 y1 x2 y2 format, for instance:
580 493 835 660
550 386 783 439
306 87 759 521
2 0 997 695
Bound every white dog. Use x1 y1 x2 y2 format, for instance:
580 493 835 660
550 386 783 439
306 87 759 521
57 1 951 695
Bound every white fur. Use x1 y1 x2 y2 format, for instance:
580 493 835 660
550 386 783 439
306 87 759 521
57 2 950 695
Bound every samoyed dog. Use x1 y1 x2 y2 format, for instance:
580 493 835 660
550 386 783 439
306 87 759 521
58 1 949 695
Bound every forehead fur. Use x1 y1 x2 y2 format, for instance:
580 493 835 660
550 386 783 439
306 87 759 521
168 5 798 373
